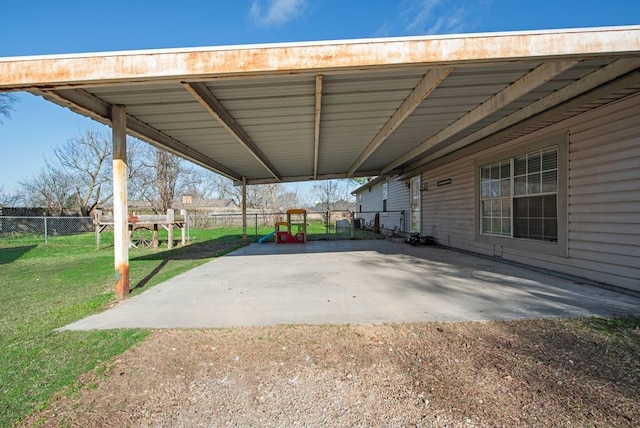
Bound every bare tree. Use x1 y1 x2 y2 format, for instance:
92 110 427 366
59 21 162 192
132 146 199 213
276 187 305 210
0 185 23 207
54 130 113 215
18 129 144 214
19 163 74 215
312 179 353 212
0 93 17 123
204 174 282 210
0 185 6 206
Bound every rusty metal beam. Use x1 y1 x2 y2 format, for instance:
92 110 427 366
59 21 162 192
402 58 640 174
236 170 379 186
183 82 281 182
112 104 129 300
346 67 453 177
313 74 323 180
37 88 243 181
2 27 639 89
381 60 578 174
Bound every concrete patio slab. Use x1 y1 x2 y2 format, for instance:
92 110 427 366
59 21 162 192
60 240 640 330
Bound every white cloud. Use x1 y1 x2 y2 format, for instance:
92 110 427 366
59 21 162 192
250 0 308 27
397 0 493 35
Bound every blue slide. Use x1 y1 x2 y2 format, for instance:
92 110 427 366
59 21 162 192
258 230 276 244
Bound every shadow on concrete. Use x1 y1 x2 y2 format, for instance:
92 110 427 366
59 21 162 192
0 245 37 265
128 236 243 291
60 239 640 331
131 236 243 262
353 244 637 320
230 240 638 321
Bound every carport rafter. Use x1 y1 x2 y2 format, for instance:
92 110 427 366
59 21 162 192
183 82 282 182
381 60 579 174
400 58 640 176
37 88 243 181
346 67 454 177
235 170 380 186
313 74 323 180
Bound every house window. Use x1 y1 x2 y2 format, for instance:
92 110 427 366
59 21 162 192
382 180 388 212
480 146 558 242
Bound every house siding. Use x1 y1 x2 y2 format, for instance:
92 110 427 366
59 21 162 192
384 180 410 232
566 94 640 290
420 93 640 291
356 184 382 228
355 179 411 232
421 163 476 248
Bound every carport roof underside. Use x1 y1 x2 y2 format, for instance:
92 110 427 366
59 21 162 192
2 26 640 184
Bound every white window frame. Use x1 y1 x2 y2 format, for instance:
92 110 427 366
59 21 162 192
474 132 568 257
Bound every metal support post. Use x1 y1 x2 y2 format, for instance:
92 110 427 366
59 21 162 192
112 104 129 299
167 209 174 250
242 176 248 245
180 209 187 246
350 211 355 239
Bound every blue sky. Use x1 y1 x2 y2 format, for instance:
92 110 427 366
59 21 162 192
1 0 638 193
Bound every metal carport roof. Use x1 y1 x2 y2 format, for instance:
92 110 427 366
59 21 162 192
2 26 640 185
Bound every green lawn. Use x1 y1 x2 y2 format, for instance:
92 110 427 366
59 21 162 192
0 224 380 425
0 229 243 427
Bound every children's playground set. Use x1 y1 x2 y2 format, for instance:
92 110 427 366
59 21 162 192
258 209 307 244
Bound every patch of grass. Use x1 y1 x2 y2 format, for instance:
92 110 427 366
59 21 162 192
190 221 381 244
581 316 640 345
0 231 237 427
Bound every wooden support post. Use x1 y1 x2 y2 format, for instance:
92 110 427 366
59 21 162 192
112 105 129 299
167 209 174 250
94 209 102 250
242 176 248 245
180 209 187 246
152 224 158 248
350 211 355 239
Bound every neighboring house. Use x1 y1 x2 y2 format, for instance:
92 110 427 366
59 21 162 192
354 93 640 292
172 196 237 213
354 178 412 234
311 199 355 213
103 196 238 214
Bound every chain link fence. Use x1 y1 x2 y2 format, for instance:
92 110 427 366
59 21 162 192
0 210 379 246
0 216 93 244
187 210 359 242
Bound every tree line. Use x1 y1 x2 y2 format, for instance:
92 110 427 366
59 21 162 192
0 128 359 216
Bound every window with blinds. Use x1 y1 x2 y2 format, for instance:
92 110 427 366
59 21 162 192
480 146 558 242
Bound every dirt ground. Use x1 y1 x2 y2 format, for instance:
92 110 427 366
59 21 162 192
22 318 640 427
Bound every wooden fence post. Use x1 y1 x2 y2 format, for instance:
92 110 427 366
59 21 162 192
180 209 187 246
167 209 174 249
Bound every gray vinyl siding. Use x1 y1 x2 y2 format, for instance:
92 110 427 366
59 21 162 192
565 94 640 290
421 162 476 247
356 179 410 232
420 92 640 292
383 180 410 232
355 184 382 228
